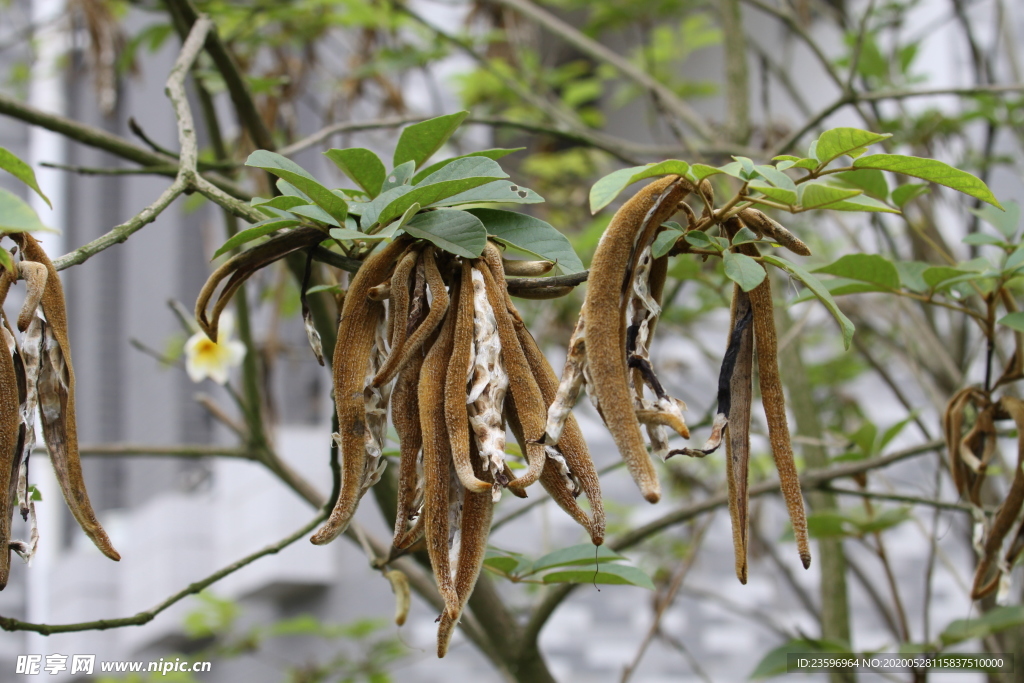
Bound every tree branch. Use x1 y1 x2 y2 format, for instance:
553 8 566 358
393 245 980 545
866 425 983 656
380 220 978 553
0 513 327 634
520 439 945 645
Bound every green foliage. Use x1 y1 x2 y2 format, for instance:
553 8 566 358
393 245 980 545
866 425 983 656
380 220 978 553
722 252 765 292
393 111 468 169
589 160 690 213
939 606 1024 646
852 154 1002 208
0 146 50 207
483 543 653 589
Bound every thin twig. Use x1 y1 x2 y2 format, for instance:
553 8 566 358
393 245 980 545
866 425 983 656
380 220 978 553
0 513 327 634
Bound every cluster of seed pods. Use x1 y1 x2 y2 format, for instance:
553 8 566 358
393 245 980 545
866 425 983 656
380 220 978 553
0 234 120 590
302 236 604 656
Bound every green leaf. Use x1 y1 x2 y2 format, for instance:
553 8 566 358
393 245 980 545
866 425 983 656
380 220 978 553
27 484 42 502
415 156 508 186
251 195 309 211
363 174 501 229
763 254 856 349
891 183 930 207
430 179 544 207
0 248 12 275
753 164 797 193
306 284 344 295
329 227 389 241
652 225 684 258
773 155 818 170
813 254 900 289
382 160 416 192
962 233 1007 247
685 231 722 251
818 194 900 214
527 544 625 574
393 111 469 169
922 266 970 288
687 163 724 181
853 154 1002 208
288 204 341 227
277 179 311 200
834 169 889 200
0 147 50 207
970 201 1020 238
0 187 52 233
323 148 387 198
748 182 797 206
939 606 1024 646
750 639 851 679
589 160 690 213
731 226 761 246
799 183 863 209
245 151 348 224
542 563 654 590
895 261 931 292
466 208 584 275
213 218 299 259
412 148 523 184
813 127 892 165
997 312 1024 333
402 209 487 258
723 252 766 292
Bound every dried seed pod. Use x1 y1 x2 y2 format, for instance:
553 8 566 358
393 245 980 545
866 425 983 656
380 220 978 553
725 288 754 583
373 248 419 385
436 449 494 657
360 314 392 495
576 176 693 503
465 268 510 499
743 251 810 569
501 258 554 277
0 279 21 589
371 247 449 389
384 569 412 626
509 285 574 300
445 261 491 494
311 237 411 546
512 309 605 545
475 261 547 489
971 396 1024 599
15 261 47 332
196 227 325 341
738 208 811 256
421 278 461 611
12 234 120 562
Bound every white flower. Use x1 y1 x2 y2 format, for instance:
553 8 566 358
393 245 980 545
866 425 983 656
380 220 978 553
184 311 246 384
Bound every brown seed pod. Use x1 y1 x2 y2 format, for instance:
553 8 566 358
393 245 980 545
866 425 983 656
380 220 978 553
0 271 21 589
501 258 554 277
578 176 693 503
311 237 411 546
421 275 461 612
738 208 811 256
12 234 120 562
370 247 450 389
445 261 491 494
15 261 47 333
373 248 419 386
971 396 1024 599
724 287 753 584
475 260 547 490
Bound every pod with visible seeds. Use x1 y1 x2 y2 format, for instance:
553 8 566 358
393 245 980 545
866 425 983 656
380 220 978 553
579 176 693 503
475 262 547 490
311 237 411 546
13 234 120 562
445 261 491 494
466 267 510 500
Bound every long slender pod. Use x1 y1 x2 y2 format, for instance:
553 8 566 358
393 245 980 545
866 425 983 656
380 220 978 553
372 248 419 387
13 234 119 561
311 237 411 545
0 271 20 588
724 287 754 583
582 176 692 502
